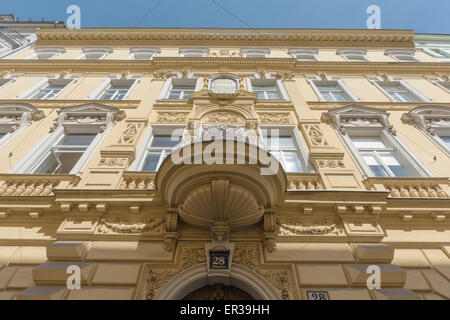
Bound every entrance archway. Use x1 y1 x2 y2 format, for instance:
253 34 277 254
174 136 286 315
154 263 280 300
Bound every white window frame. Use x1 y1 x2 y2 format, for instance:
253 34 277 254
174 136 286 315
79 47 112 60
240 48 270 58
288 48 319 61
129 47 160 60
158 77 202 100
323 105 433 178
431 79 450 94
130 124 186 172
246 77 289 100
18 77 76 100
29 47 65 60
308 78 359 102
259 125 312 173
336 49 370 62
179 47 209 57
93 78 139 100
11 103 124 175
385 49 421 62
371 79 430 103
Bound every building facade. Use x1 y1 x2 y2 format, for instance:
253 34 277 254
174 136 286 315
0 27 448 300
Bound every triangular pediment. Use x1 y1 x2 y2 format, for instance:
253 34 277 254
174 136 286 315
326 104 387 116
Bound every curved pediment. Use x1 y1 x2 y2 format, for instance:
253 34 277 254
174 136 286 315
0 102 44 121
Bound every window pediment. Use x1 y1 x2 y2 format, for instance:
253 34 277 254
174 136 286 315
51 103 125 132
0 103 44 133
322 105 394 134
402 105 450 135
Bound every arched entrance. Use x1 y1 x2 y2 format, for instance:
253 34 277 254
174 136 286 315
154 263 280 300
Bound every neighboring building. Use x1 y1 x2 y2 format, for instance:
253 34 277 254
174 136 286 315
0 14 64 59
0 27 448 300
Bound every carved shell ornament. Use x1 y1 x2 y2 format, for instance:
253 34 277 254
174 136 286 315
178 179 264 229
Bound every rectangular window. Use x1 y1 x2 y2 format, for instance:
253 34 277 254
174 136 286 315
167 79 196 99
263 131 304 173
0 78 12 89
141 134 182 171
312 80 353 102
28 79 72 100
100 79 135 100
250 79 282 100
34 133 96 174
375 81 424 102
349 136 411 177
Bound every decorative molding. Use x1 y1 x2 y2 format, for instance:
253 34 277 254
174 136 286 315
206 49 242 57
302 123 329 146
98 158 127 167
180 247 206 270
277 218 339 236
232 247 258 270
287 173 324 191
97 217 165 234
0 99 140 109
258 112 291 124
118 121 145 144
201 111 245 125
156 111 190 124
255 268 292 300
145 268 179 300
317 159 345 168
364 177 449 198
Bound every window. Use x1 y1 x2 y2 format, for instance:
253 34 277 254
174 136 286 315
27 79 73 100
130 47 160 60
402 106 450 156
385 49 420 62
240 48 270 58
349 135 410 177
12 103 125 175
337 49 370 62
310 80 356 102
167 78 197 99
99 79 136 100
81 47 112 60
288 48 319 61
248 78 286 100
373 80 427 102
323 105 432 178
34 133 97 174
141 134 182 172
262 129 306 173
32 47 65 60
179 47 209 57
432 80 450 93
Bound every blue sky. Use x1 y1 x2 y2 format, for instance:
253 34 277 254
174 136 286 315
1 0 449 34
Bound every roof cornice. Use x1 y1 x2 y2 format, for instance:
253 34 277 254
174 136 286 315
36 28 415 48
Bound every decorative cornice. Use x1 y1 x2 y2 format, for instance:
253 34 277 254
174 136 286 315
1 59 449 74
0 99 140 110
309 101 450 111
36 28 415 48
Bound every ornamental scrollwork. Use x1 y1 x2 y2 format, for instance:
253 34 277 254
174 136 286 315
258 112 291 124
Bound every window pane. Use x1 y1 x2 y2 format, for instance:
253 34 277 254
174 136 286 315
56 152 84 174
379 153 408 177
266 91 281 99
142 152 163 172
438 135 450 147
265 136 295 149
397 92 416 102
362 154 389 177
283 151 303 172
351 137 386 149
333 91 350 101
61 134 96 146
150 135 181 148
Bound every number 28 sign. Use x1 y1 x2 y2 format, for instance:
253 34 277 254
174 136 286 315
209 250 230 270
